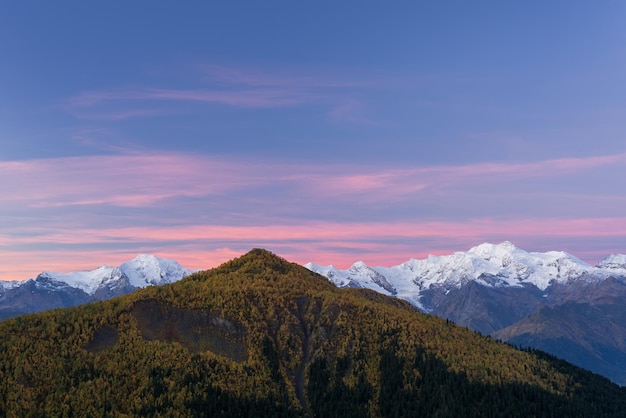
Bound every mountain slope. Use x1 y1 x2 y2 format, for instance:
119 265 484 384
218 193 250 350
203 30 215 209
0 254 192 321
0 249 625 417
494 276 626 385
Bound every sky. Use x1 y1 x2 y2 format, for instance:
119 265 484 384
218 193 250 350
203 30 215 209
2 2 626 280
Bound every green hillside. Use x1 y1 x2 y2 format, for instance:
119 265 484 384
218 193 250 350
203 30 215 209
1 249 625 417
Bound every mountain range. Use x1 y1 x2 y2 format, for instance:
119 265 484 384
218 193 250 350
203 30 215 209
0 254 192 321
1 249 625 417
2 242 626 385
306 242 626 385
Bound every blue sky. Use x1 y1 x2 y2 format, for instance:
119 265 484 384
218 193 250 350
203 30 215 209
2 2 626 279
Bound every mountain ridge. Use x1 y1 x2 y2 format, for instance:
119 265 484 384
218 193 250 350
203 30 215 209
306 241 626 302
0 254 192 321
1 248 625 417
306 241 626 385
4 243 626 385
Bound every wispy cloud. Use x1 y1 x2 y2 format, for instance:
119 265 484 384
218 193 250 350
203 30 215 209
60 88 314 121
63 87 314 111
0 153 267 208
2 151 625 209
74 108 173 121
2 150 625 280
2 217 625 280
327 100 376 125
201 64 377 89
59 65 384 121
6 218 626 247
299 152 626 199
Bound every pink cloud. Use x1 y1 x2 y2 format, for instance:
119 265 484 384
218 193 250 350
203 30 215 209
2 150 625 212
452 153 626 178
2 149 624 233
294 152 626 200
2 216 624 281
2 151 625 281
0 246 237 282
0 153 268 208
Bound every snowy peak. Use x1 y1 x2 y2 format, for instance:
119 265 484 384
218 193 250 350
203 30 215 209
26 255 192 296
468 241 518 258
119 254 191 288
348 261 397 295
306 242 626 308
0 255 194 322
303 263 340 281
461 242 595 289
38 265 118 295
349 261 369 271
597 254 626 270
468 241 589 270
0 280 22 292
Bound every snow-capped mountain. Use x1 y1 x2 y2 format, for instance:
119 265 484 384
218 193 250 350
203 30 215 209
4 245 626 385
0 280 21 294
36 254 192 295
0 255 192 321
305 241 626 310
596 254 626 270
307 241 626 385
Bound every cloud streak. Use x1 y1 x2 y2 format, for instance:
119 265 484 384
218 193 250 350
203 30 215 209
1 150 626 280
2 217 625 281
6 218 626 246
3 151 625 210
3 150 626 214
200 64 377 89
64 87 314 111
59 65 385 121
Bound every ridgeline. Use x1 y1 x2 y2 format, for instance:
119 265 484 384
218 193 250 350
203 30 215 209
0 249 625 417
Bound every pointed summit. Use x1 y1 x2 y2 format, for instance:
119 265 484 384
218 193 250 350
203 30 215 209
597 254 626 270
120 254 191 288
203 248 337 292
349 261 369 271
216 248 294 273
468 241 519 259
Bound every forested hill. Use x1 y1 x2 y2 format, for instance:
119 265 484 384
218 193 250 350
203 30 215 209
1 249 625 417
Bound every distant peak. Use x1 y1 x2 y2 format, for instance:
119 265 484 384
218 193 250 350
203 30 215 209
120 254 186 273
468 241 519 257
126 254 177 265
597 254 626 269
132 254 159 261
350 261 369 269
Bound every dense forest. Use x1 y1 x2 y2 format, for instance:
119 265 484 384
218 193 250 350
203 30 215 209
0 249 625 417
